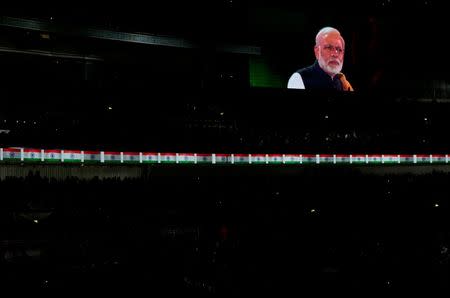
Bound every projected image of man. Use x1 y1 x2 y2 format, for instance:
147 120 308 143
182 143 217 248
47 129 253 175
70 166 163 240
288 27 353 91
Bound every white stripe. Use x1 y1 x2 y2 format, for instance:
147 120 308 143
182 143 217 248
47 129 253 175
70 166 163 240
100 151 105 163
158 153 161 163
0 148 3 161
20 148 24 161
265 154 269 164
231 154 234 164
61 150 65 162
430 154 433 164
41 149 44 162
413 154 417 164
176 153 179 164
194 153 197 164
81 151 84 163
333 154 336 164
300 154 303 164
316 154 320 164
398 154 401 164
120 152 124 163
350 154 353 164
212 154 216 164
382 155 385 164
366 154 369 164
139 152 143 163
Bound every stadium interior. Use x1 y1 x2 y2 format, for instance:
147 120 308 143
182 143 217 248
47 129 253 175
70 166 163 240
1 1 450 292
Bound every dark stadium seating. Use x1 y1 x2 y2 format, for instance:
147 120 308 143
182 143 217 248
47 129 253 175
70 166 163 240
1 171 450 291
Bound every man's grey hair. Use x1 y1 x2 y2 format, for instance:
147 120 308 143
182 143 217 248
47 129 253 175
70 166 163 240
315 27 345 49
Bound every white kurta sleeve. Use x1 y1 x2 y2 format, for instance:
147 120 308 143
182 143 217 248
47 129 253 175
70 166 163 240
287 73 305 89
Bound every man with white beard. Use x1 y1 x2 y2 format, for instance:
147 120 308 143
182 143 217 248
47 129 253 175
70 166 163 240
287 27 354 91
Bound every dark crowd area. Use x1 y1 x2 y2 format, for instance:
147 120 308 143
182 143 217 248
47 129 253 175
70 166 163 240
1 170 450 293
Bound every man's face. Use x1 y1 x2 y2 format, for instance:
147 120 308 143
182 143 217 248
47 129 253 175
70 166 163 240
314 32 344 77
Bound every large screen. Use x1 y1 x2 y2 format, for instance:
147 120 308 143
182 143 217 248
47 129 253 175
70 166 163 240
1 2 448 99
248 2 448 97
